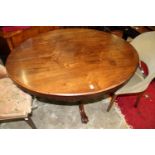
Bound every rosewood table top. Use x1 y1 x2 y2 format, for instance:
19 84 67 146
6 28 139 102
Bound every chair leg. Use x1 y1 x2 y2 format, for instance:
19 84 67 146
79 102 89 124
25 116 37 129
107 94 117 112
134 92 144 108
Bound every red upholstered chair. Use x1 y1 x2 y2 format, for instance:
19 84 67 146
0 64 37 128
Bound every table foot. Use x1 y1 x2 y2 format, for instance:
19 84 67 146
79 103 89 124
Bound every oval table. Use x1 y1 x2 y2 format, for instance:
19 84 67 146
6 28 139 123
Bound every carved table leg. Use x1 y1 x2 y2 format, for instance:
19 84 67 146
79 102 89 124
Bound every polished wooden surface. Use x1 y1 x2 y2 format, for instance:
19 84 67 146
6 28 139 102
0 26 60 51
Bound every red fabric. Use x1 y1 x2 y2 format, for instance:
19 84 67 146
117 62 154 129
1 26 31 32
116 60 155 129
117 81 155 128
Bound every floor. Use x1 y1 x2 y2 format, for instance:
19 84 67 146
0 97 129 129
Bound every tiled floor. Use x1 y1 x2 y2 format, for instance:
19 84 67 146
0 98 129 129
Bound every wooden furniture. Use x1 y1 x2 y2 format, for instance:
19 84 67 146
0 64 36 129
6 28 139 123
0 26 60 51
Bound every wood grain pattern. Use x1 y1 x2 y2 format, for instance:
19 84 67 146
6 28 139 102
0 26 60 51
